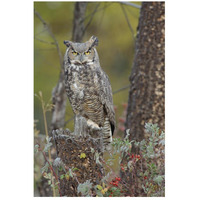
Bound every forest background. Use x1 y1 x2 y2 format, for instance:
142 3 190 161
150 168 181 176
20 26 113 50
34 2 142 196
34 1 141 135
0 0 200 199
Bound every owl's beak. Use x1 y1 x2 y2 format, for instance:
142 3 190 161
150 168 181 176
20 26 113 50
80 55 84 63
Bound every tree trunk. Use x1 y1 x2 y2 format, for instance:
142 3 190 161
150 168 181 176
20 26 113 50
51 73 67 131
72 2 87 42
126 2 165 142
120 2 165 196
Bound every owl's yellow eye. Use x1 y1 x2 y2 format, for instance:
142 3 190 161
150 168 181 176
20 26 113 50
85 50 91 55
72 50 78 55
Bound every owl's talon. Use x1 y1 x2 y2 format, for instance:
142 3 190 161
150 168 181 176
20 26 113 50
87 119 101 131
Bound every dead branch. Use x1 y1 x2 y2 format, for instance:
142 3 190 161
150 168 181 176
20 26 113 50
34 9 67 131
34 36 56 45
34 9 63 68
83 2 112 21
119 2 141 9
113 85 130 95
120 4 135 40
83 3 101 34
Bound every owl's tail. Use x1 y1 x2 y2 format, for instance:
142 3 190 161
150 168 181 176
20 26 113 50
102 117 113 151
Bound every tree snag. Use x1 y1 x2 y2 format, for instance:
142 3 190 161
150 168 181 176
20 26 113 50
121 2 165 196
126 2 165 141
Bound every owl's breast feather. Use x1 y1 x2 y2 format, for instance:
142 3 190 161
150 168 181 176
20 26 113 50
67 65 101 101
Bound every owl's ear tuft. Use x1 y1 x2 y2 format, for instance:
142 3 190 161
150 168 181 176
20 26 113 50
89 36 98 47
63 40 71 47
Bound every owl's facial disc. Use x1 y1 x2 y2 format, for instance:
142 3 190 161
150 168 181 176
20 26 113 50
69 47 94 65
64 36 99 65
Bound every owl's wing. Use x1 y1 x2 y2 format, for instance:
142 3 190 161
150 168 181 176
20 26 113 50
99 70 116 135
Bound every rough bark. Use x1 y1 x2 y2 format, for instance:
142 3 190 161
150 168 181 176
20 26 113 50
125 2 165 141
72 2 88 42
120 2 165 196
53 129 104 197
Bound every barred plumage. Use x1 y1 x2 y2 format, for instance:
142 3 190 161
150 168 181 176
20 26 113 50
63 36 115 150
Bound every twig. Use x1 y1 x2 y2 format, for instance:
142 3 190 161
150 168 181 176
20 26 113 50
39 92 56 197
101 158 130 191
34 36 56 45
83 2 112 21
113 85 130 94
38 144 62 197
125 4 140 19
119 2 141 9
35 48 56 51
65 117 74 126
83 3 101 34
34 9 63 69
120 4 135 40
35 9 67 133
132 162 137 196
35 27 48 36
98 2 107 28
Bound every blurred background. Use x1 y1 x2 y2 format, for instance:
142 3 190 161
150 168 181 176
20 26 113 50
34 1 141 136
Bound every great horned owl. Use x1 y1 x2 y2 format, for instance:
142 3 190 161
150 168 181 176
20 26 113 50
63 36 115 149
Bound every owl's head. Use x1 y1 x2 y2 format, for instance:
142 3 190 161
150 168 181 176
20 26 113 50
64 36 99 65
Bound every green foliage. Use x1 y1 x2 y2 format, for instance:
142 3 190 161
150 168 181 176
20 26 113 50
77 180 93 197
60 167 79 181
96 184 103 190
34 138 60 196
53 157 63 168
108 186 122 197
70 123 164 197
34 144 39 153
41 162 49 174
94 151 102 165
112 129 133 163
35 121 164 197
100 123 165 197
133 123 165 196
43 136 52 152
153 175 164 186
34 93 164 197
72 167 79 172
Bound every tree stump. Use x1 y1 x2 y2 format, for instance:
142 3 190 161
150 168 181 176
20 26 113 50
53 129 105 196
